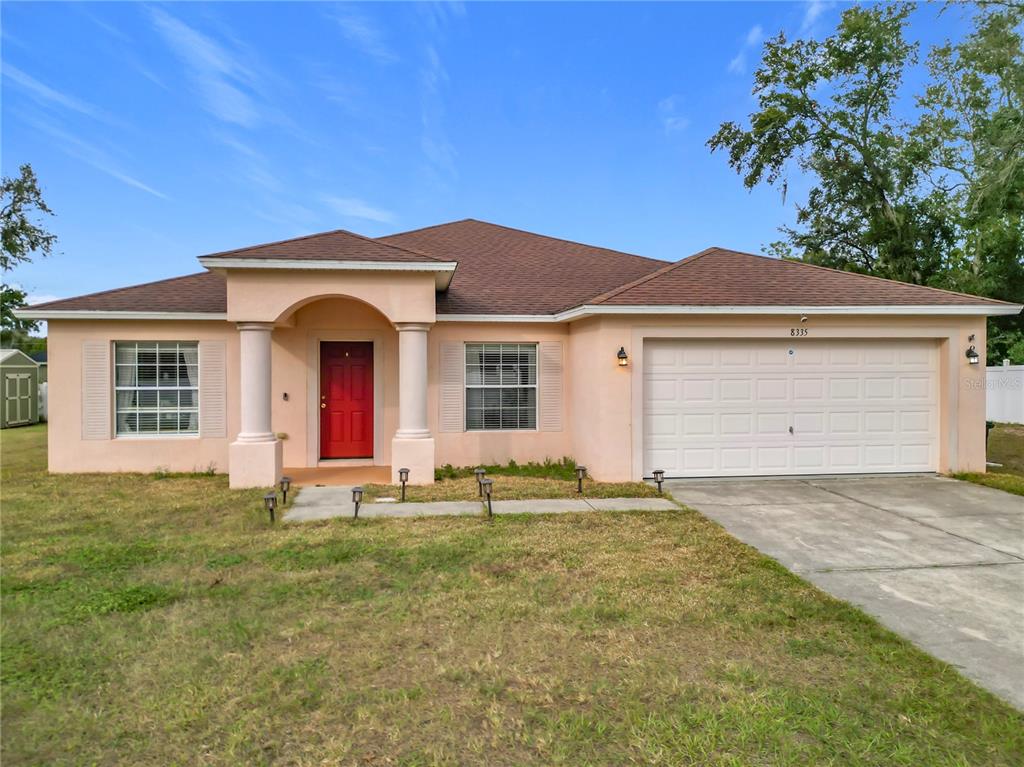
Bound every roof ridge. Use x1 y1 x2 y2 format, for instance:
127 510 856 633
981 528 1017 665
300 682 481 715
201 228 444 262
383 218 668 268
26 271 221 310
583 247 724 306
378 218 476 239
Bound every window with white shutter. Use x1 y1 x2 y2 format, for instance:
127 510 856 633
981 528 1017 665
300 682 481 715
465 343 537 430
114 342 198 436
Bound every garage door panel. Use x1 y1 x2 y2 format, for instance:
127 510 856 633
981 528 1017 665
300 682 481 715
793 412 826 434
720 378 753 401
899 376 932 399
794 445 826 470
683 379 715 401
793 378 825 399
682 413 715 436
757 378 788 400
864 410 897 434
643 339 938 477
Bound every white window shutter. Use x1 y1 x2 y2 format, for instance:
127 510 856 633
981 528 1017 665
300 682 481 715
539 341 563 431
82 341 111 440
199 340 227 438
439 341 464 432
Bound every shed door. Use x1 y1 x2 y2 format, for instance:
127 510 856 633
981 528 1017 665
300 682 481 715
5 374 32 426
643 339 939 477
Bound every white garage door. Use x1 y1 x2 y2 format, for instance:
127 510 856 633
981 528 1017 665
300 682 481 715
643 339 939 477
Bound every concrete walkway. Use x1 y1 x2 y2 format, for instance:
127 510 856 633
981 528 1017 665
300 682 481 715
665 475 1024 709
283 485 677 523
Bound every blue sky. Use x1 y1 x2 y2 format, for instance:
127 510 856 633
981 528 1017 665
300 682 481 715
2 1 970 307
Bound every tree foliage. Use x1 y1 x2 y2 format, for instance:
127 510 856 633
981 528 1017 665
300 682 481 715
1 163 57 339
709 2 1024 362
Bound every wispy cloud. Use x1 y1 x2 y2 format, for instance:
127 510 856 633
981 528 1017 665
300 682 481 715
3 64 118 124
328 7 398 63
148 7 262 127
657 95 690 134
27 117 168 200
801 1 834 35
322 195 396 224
419 44 457 180
727 24 764 75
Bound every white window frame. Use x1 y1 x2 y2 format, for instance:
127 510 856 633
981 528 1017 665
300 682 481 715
114 341 199 438
464 342 538 431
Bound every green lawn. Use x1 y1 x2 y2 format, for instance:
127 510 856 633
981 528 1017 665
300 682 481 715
955 423 1024 496
2 424 1022 765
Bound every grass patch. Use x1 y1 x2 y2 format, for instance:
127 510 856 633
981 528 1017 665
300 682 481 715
435 456 579 481
954 424 1024 495
987 423 1024 476
951 472 1024 496
3 423 1022 765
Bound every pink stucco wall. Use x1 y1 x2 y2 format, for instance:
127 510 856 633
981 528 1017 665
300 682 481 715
45 309 989 480
47 319 239 473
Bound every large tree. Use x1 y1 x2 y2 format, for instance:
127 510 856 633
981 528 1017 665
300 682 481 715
709 2 1024 362
1 163 57 345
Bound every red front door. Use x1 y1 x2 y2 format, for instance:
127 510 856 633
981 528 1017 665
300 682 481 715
320 342 374 459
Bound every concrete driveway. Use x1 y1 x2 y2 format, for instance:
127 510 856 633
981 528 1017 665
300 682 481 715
665 475 1024 709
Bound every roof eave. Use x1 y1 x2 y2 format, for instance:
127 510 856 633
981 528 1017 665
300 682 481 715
437 303 1023 322
13 310 228 321
198 257 457 289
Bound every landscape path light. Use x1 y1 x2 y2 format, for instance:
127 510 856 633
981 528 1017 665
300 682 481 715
263 492 277 523
352 486 363 518
652 469 665 494
575 465 587 494
279 476 292 505
481 478 494 518
398 468 410 502
474 467 487 496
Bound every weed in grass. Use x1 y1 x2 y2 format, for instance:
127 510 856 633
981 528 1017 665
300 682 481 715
74 583 177 617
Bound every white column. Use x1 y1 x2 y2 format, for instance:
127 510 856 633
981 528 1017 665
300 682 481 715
229 321 281 488
236 322 275 442
395 322 431 439
391 322 435 485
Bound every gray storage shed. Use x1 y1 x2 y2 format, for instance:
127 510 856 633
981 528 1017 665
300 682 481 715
0 349 40 428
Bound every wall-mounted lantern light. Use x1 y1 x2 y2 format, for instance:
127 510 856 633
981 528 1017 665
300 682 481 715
279 476 292 505
352 486 363 518
263 492 277 523
398 468 410 501
617 347 629 367
474 467 487 496
966 346 980 365
652 469 665 494
481 478 494 517
575 465 587 494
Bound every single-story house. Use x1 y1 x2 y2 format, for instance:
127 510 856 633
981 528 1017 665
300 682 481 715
16 219 1022 488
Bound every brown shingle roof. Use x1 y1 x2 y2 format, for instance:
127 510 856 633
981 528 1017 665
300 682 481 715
26 272 226 314
202 228 442 263
380 219 667 314
22 224 1016 316
589 247 1010 307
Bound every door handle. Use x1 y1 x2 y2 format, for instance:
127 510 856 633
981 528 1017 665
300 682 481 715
788 426 794 435
321 403 326 409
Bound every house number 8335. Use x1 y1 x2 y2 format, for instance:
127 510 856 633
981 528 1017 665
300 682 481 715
790 328 808 337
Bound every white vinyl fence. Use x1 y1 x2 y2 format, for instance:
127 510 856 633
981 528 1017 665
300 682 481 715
987 363 1024 424
38 381 47 422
